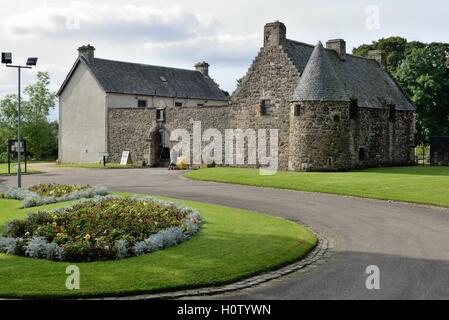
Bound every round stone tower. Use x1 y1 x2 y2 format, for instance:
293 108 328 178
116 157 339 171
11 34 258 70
288 42 352 171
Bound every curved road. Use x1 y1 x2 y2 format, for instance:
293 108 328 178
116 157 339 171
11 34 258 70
1 167 449 300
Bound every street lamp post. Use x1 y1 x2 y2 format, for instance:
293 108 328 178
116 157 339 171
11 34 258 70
2 53 38 188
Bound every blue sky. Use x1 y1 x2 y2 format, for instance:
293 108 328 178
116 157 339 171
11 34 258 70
1 0 448 121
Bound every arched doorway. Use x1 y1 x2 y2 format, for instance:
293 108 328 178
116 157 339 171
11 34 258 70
150 128 170 167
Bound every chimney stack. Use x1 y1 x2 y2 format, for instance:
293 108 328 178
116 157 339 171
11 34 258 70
264 21 286 47
195 61 209 76
78 44 95 62
326 39 346 60
368 50 386 69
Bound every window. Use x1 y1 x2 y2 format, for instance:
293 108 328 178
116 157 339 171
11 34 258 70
137 100 147 108
333 114 340 122
260 100 272 116
175 102 183 107
389 104 396 122
197 103 204 107
294 104 302 117
156 109 165 122
358 148 366 162
349 99 358 120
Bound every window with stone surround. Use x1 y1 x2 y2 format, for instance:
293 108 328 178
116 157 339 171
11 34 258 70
137 99 147 108
349 98 358 120
294 104 302 117
358 147 366 161
260 99 272 116
389 104 396 122
156 109 165 122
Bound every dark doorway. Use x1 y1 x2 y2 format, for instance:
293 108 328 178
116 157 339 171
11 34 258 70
152 128 170 167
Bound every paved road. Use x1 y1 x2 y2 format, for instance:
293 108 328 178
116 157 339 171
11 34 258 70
1 168 449 300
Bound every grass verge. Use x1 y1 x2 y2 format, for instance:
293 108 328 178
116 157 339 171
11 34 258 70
0 194 316 298
186 166 449 208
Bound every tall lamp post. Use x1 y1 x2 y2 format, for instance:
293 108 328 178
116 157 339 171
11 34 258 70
1 53 38 188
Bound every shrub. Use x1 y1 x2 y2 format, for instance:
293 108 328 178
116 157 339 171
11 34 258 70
1 196 202 261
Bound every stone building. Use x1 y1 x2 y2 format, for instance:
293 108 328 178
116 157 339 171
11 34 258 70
58 21 416 171
57 45 229 164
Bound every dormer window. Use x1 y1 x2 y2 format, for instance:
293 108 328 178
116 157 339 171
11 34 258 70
260 99 272 116
137 99 147 108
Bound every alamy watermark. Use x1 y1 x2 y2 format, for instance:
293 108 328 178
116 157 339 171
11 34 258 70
365 5 380 30
170 120 279 175
365 265 380 290
65 265 80 290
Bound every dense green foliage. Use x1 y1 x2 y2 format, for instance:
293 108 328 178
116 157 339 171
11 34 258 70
187 167 449 208
0 195 316 298
0 72 58 162
353 38 449 144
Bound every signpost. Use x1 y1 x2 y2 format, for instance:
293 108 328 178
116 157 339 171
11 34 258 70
120 151 133 166
99 152 110 167
7 139 27 175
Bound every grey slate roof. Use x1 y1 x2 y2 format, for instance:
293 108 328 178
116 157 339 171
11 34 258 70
286 40 415 110
58 57 229 101
292 42 349 102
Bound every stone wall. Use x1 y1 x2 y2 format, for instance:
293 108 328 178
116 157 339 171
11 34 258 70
288 101 352 171
350 108 415 168
231 45 300 170
287 102 415 171
108 105 232 165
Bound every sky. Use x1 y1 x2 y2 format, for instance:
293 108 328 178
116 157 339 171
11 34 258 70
0 0 448 121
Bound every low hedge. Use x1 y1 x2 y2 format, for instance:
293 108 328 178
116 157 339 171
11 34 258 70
0 196 202 262
4 183 108 208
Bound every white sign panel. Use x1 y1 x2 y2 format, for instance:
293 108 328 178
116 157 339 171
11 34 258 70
120 151 130 165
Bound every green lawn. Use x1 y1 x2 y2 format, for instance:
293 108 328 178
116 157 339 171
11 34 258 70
57 163 144 169
0 194 316 298
0 162 39 175
186 166 449 208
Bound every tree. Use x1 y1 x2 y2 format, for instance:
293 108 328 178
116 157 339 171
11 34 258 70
395 46 449 144
0 71 58 161
352 37 425 74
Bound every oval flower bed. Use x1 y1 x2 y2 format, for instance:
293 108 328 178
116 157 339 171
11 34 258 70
3 183 108 208
0 196 202 262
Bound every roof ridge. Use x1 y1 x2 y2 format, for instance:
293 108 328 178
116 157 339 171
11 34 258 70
286 38 377 61
91 57 201 74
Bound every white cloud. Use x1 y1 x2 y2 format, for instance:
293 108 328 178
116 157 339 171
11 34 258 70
142 33 260 65
2 2 219 42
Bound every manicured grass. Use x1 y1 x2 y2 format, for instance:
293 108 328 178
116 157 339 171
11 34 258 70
57 163 144 169
0 163 39 175
0 194 316 298
186 166 449 208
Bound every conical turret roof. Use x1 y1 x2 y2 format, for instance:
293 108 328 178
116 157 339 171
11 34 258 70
292 42 349 102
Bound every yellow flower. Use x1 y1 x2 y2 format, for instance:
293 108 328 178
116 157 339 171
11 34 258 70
84 234 91 240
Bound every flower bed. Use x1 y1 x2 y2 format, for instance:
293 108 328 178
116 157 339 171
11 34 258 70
4 183 108 208
0 196 202 262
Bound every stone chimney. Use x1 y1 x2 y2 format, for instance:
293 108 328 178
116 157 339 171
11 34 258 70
368 50 387 69
78 44 95 62
326 39 346 60
195 61 209 76
264 21 286 47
